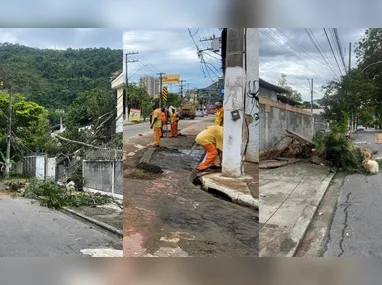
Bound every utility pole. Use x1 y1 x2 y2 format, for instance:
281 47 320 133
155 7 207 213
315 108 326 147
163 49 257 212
125 52 138 121
221 28 245 178
157 72 165 109
244 28 260 164
179 80 186 98
310 78 313 114
348 42 354 132
5 87 12 178
308 78 314 139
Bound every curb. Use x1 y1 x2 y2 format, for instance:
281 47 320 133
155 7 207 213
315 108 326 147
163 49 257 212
277 171 336 257
61 207 123 238
199 174 259 210
123 120 146 126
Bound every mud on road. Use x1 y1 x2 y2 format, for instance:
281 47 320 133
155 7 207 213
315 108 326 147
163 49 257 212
124 135 259 256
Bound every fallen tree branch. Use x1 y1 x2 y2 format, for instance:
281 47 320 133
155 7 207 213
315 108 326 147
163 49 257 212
55 135 107 150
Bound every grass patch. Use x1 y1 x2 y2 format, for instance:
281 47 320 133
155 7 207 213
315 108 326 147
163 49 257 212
22 180 114 210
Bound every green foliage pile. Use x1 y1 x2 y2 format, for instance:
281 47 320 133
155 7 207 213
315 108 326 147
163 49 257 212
314 112 365 173
23 180 114 210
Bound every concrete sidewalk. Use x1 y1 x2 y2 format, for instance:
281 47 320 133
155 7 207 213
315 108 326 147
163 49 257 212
259 162 335 257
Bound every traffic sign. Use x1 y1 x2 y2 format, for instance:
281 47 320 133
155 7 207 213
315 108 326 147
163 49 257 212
220 87 224 95
162 86 168 101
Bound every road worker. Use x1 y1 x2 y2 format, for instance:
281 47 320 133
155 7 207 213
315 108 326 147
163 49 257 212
170 107 179 138
150 104 162 147
214 101 224 126
160 107 167 138
195 125 223 171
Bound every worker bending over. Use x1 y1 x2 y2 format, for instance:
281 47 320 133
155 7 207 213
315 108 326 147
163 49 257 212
195 125 223 171
170 107 179 138
150 105 162 147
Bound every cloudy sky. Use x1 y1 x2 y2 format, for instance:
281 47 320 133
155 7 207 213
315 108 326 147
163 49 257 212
123 29 223 91
259 28 366 103
0 28 123 49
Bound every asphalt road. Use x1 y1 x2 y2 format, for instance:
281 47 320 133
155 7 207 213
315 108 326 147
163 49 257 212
0 196 122 257
325 130 382 257
123 116 208 140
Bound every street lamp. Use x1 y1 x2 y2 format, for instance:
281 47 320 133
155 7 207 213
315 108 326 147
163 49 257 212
360 60 382 72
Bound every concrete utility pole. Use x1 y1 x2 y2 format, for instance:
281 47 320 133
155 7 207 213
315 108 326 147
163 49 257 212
222 28 245 178
179 80 186 98
5 87 12 178
308 78 314 138
125 52 138 121
348 42 354 131
243 28 260 164
310 78 313 114
157 72 165 109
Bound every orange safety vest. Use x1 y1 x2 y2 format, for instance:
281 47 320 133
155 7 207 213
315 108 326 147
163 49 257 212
170 112 179 123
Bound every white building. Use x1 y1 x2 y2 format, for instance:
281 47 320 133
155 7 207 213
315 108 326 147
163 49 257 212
139 76 160 97
111 72 124 133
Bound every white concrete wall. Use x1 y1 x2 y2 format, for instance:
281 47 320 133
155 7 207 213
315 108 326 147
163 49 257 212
244 28 260 163
35 156 45 179
46 157 56 181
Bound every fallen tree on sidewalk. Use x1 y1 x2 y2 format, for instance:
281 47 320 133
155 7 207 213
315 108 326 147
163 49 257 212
261 112 380 173
9 180 114 210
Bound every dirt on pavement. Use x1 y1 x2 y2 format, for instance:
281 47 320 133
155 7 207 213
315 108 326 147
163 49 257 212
124 127 259 256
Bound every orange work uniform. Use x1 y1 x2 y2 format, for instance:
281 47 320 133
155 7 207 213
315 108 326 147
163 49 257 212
215 108 224 126
170 112 179 137
152 108 162 146
195 125 223 170
160 111 167 137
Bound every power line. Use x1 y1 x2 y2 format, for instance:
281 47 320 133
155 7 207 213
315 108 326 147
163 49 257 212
329 28 345 74
276 29 329 69
260 29 328 74
308 29 339 74
304 29 339 78
323 28 343 77
333 28 347 71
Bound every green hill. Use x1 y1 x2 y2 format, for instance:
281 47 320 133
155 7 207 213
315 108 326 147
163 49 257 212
0 43 122 111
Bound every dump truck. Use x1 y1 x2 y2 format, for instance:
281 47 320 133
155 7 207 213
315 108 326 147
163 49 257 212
179 104 195 120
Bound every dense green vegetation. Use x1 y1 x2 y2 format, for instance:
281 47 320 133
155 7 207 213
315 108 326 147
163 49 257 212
319 29 382 127
0 43 122 162
0 43 122 124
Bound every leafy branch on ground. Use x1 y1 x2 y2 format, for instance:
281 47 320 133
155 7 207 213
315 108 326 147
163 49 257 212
313 111 371 174
20 180 114 210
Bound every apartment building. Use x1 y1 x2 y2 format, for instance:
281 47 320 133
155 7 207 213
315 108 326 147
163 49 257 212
139 76 160 97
